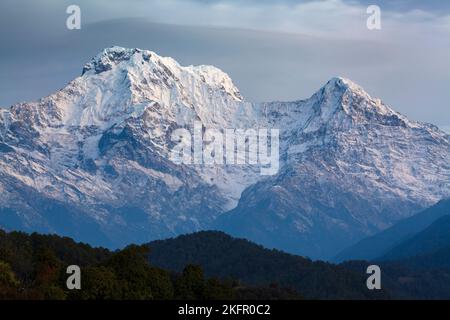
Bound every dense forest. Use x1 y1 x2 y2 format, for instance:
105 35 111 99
148 231 450 299
2 229 450 300
0 229 299 300
148 231 387 299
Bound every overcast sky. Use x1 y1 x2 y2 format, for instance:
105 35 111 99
0 0 449 129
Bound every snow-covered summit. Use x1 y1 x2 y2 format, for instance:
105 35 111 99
311 76 404 120
82 46 243 101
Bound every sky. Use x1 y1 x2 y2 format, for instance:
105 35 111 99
0 0 449 129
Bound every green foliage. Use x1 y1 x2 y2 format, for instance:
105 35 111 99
203 278 234 300
33 248 66 299
104 245 154 299
69 266 122 300
173 265 239 299
174 265 206 299
3 228 450 299
148 231 379 299
0 261 19 288
0 229 277 300
101 245 174 299
147 230 450 299
0 260 21 299
146 266 174 299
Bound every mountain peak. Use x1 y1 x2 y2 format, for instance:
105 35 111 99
81 46 242 102
322 76 369 98
82 46 141 75
310 76 408 123
327 76 357 87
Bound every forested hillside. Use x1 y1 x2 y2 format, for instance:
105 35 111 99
0 229 298 300
3 229 450 300
148 231 450 299
148 231 387 299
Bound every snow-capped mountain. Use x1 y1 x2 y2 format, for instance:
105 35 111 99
0 46 449 258
216 77 450 258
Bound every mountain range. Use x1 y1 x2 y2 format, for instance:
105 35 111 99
336 198 450 286
335 198 450 262
0 46 449 259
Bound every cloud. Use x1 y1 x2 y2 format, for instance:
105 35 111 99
0 0 449 126
63 0 450 40
2 0 449 42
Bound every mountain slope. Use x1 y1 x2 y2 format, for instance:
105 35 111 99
0 46 449 258
392 245 450 270
381 214 450 261
335 198 450 262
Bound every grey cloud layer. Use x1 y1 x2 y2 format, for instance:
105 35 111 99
0 0 449 127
